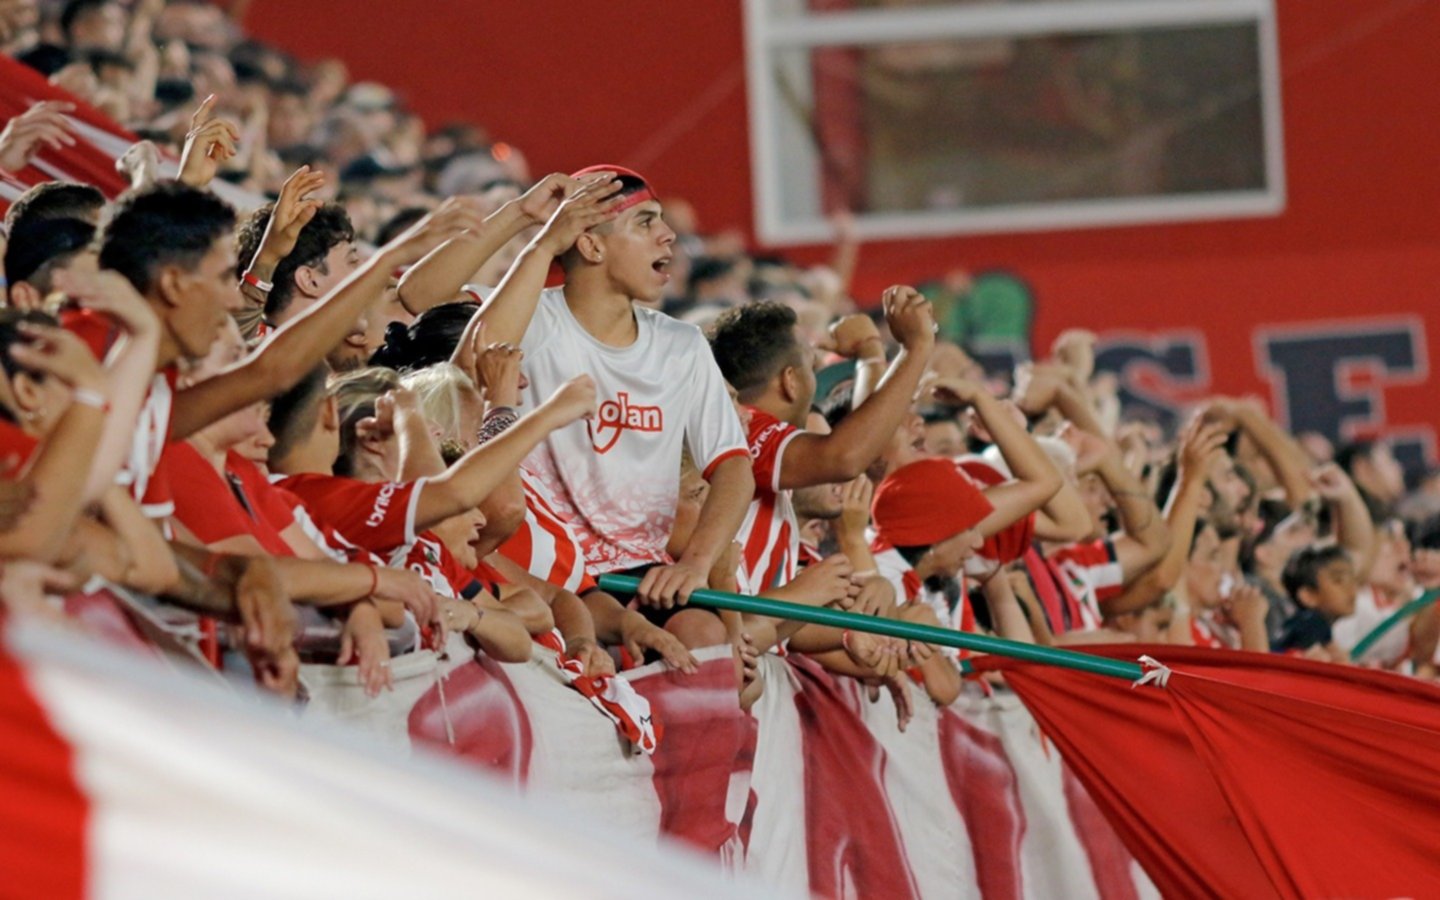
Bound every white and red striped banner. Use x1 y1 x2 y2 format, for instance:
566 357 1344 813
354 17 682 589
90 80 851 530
0 617 781 899
6 587 1157 897
298 630 1158 898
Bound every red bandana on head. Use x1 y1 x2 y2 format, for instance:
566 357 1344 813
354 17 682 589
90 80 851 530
871 457 995 548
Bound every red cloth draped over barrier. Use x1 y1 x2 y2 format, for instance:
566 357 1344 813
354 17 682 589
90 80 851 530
979 645 1440 900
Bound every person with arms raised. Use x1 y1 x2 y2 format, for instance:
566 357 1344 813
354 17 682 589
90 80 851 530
471 168 754 649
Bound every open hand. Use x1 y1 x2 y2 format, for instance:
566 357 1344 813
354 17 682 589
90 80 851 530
177 94 239 188
534 175 626 256
251 166 327 270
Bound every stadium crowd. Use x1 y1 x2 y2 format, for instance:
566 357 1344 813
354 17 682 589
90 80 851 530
1 0 1438 723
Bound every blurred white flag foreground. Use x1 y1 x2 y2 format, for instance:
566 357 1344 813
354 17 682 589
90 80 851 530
0 618 786 900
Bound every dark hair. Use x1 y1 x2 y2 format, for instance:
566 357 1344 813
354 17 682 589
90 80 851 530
277 144 326 170
230 58 268 86
233 201 354 322
1154 455 1179 509
271 78 310 99
17 44 74 78
266 365 329 466
1410 514 1440 552
1333 441 1377 478
154 77 196 108
688 256 737 292
368 301 478 372
1189 517 1215 555
4 181 105 233
1240 498 1303 573
1281 544 1350 601
4 217 96 290
60 0 114 40
98 182 235 295
707 301 801 398
0 309 59 383
374 206 428 247
82 48 132 73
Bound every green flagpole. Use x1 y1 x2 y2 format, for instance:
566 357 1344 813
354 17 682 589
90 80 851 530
598 574 1145 681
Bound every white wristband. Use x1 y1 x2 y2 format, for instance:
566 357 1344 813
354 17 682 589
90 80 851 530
72 388 109 412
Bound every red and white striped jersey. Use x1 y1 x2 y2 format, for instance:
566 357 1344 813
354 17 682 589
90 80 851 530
1048 538 1124 626
495 473 597 594
128 369 179 520
735 408 801 595
1190 615 1230 650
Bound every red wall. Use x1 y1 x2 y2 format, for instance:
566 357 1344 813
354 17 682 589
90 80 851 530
248 0 1440 461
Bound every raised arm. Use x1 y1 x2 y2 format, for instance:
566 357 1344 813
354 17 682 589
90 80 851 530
1311 462 1378 581
473 176 624 346
1032 478 1093 543
51 270 163 502
396 174 583 315
412 375 596 532
171 198 490 440
936 378 1063 537
1214 398 1316 509
1106 419 1227 615
0 325 108 562
778 287 936 489
1094 437 1172 580
238 167 327 309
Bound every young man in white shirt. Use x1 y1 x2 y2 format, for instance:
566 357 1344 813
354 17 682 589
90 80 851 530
472 168 755 649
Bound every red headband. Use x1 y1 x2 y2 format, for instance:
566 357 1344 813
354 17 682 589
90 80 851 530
570 164 657 214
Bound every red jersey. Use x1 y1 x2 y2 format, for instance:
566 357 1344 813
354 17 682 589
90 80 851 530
404 532 478 600
165 442 292 556
0 418 38 476
275 473 427 566
1022 545 1097 634
1049 538 1125 622
224 453 296 535
734 407 801 594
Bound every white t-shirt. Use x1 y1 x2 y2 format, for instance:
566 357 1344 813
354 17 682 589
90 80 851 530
502 286 748 574
1333 584 1416 668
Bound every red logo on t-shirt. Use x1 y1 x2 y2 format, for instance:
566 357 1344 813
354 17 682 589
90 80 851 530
588 391 663 454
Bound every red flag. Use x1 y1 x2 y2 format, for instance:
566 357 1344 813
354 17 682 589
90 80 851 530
0 55 133 198
979 645 1440 899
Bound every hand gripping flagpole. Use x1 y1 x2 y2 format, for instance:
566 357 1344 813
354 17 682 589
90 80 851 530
598 575 1145 681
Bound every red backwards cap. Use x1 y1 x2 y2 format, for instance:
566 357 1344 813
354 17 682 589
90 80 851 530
569 164 658 214
872 458 994 547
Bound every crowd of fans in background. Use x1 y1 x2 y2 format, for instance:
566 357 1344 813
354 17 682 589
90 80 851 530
1 0 1438 727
